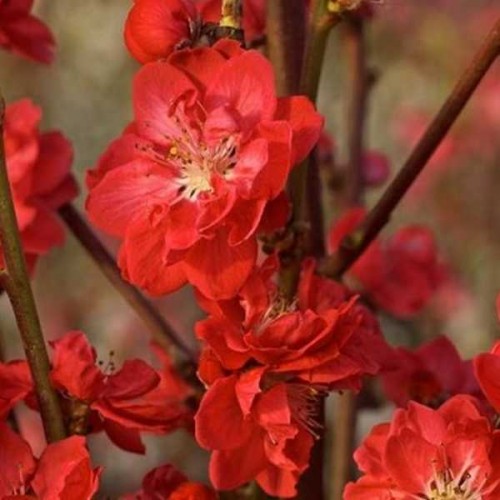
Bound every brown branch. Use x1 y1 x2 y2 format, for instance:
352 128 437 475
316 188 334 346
58 204 198 364
322 16 500 279
0 96 66 443
330 17 370 500
343 17 367 207
266 0 306 96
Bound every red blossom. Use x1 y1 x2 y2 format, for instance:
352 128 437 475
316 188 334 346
86 41 322 299
1 99 77 274
0 422 101 499
49 331 190 453
381 335 481 408
122 463 216 499
0 0 55 63
194 259 390 495
0 331 190 455
196 258 389 391
195 374 314 497
344 395 500 499
329 208 446 318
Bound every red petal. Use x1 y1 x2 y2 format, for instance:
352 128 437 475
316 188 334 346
275 96 324 165
50 331 103 402
119 212 188 296
195 376 254 450
184 231 257 300
102 360 159 400
0 422 36 497
205 50 277 131
86 161 177 237
32 436 101 498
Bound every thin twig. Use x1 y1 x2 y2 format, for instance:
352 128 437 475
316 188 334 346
0 96 66 443
322 16 500 279
58 204 198 364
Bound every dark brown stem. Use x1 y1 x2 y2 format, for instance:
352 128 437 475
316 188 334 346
322 16 500 279
330 18 369 499
58 204 198 364
266 0 306 96
343 17 367 207
0 97 66 443
331 392 356 500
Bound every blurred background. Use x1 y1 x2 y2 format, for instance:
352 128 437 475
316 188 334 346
0 0 499 497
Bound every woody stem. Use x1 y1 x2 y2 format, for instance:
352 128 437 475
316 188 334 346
58 203 198 365
321 16 500 279
0 96 66 443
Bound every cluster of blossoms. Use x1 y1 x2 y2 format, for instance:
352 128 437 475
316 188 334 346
194 258 391 495
1 0 500 499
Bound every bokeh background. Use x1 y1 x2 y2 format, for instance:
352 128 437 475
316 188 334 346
0 0 499 497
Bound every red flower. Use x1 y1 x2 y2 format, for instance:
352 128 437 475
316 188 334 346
0 0 55 63
381 335 481 408
194 260 390 495
86 41 322 299
1 99 77 274
49 331 189 453
344 395 500 499
195 373 314 497
0 422 101 499
122 463 216 499
0 331 189 454
474 339 500 414
125 0 200 64
196 258 389 391
329 208 445 318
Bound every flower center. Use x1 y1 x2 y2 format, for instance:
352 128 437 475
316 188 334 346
170 131 238 200
257 294 298 331
287 384 325 439
140 102 239 201
424 468 484 500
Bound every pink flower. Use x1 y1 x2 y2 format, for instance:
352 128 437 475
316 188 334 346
1 99 77 274
344 395 500 499
0 0 55 63
0 422 101 499
86 41 322 299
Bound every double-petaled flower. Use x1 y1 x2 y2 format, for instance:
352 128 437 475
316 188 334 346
86 40 322 299
344 395 500 499
194 259 391 496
